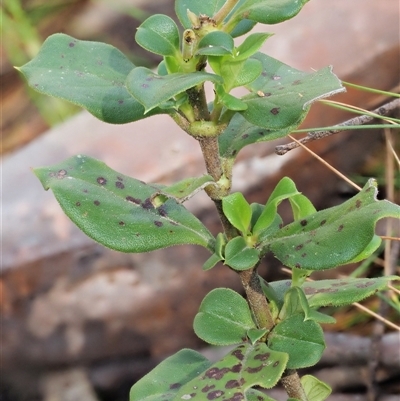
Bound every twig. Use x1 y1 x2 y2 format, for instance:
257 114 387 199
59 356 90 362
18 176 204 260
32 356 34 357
275 98 400 155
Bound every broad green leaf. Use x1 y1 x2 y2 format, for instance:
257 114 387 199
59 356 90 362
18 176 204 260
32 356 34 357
126 67 223 112
302 276 399 308
197 31 234 56
268 313 325 369
240 52 344 130
194 288 256 345
253 177 300 234
174 343 288 399
223 192 252 234
34 155 215 253
135 14 180 57
222 58 263 90
202 233 226 271
261 179 400 270
129 349 211 401
175 0 227 28
235 33 274 61
17 33 158 124
301 375 332 401
231 0 309 25
217 89 248 111
225 237 260 271
151 175 215 206
230 19 257 38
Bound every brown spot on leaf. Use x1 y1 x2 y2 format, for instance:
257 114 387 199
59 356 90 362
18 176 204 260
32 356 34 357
69 42 75 47
225 380 240 389
295 244 304 251
295 263 301 268
154 221 163 227
255 352 270 361
57 169 67 179
270 107 280 115
204 367 230 380
76 202 81 206
207 390 224 400
245 365 263 373
94 200 100 206
292 80 301 85
273 360 280 367
301 253 307 257
119 221 125 226
241 134 249 139
169 383 181 390
320 219 327 226
231 349 244 361
356 199 362 208
202 385 215 393
118 100 124 104
300 219 307 226
115 181 125 189
338 224 344 232
126 196 141 204
142 198 154 210
97 177 107 185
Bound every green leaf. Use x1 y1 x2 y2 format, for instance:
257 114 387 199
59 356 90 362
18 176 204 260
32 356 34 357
223 192 252 234
268 313 325 369
235 33 274 61
17 33 157 124
174 343 288 398
225 58 263 90
197 31 234 56
126 67 223 112
261 179 400 270
34 155 215 253
135 14 180 57
217 89 248 111
301 375 332 401
302 276 400 308
150 175 215 206
240 52 344 130
289 193 317 220
202 233 226 271
247 328 268 344
175 0 227 28
225 237 260 271
129 348 211 401
194 288 256 345
253 177 300 234
232 0 309 25
230 19 257 38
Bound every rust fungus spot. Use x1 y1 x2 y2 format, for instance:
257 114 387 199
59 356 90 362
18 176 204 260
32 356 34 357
126 196 141 204
159 206 168 217
270 107 280 115
207 390 224 400
295 262 301 268
255 353 270 361
205 367 229 380
231 363 241 373
356 199 362 208
232 349 244 361
117 176 123 181
302 253 307 257
118 100 124 104
245 365 263 373
142 198 154 210
75 202 81 206
97 177 107 185
300 219 307 226
154 221 163 227
273 360 280 367
69 42 75 47
202 385 215 393
338 224 344 232
57 169 67 179
115 181 125 189
242 133 249 139
295 244 304 251
320 219 327 226
264 92 272 97
119 221 125 226
169 383 181 390
94 200 100 206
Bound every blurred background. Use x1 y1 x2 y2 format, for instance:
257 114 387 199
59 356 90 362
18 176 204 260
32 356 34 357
2 0 399 400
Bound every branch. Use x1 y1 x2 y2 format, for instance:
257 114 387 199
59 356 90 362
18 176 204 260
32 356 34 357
275 98 400 155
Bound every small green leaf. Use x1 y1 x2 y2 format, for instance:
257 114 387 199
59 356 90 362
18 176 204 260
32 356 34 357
301 375 332 401
223 192 252 234
126 67 223 112
135 14 180 57
194 288 256 345
174 343 288 398
232 0 309 25
225 237 260 270
302 276 400 308
197 31 234 56
34 155 215 253
151 175 215 205
247 328 268 344
203 233 226 271
17 33 159 124
289 193 317 220
240 52 344 130
129 349 211 401
230 19 257 38
261 179 400 270
217 89 248 111
175 0 227 28
235 33 274 61
268 313 325 369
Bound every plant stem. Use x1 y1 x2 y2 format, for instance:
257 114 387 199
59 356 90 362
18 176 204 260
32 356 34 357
213 0 240 25
280 369 308 401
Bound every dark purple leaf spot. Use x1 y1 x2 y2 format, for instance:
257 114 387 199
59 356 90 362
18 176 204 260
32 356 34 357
261 71 268 77
255 352 270 361
159 206 168 217
270 107 280 115
356 199 362 208
245 365 263 373
292 80 301 85
202 385 215 393
75 202 81 206
320 219 327 226
69 42 75 47
115 181 125 189
142 198 154 210
117 176 123 181
295 263 301 268
204 367 230 380
83 189 88 193
272 75 281 80
338 224 344 232
118 100 124 104
94 200 100 206
169 383 181 390
226 393 244 401
154 220 163 227
119 221 125 226
231 349 244 361
295 244 304 251
356 281 374 288
126 196 141 204
241 134 249 139
273 360 280 367
207 390 224 400
231 363 241 373
301 253 307 258
56 169 67 179
300 219 307 226
97 177 107 185
225 380 241 389
142 84 149 88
